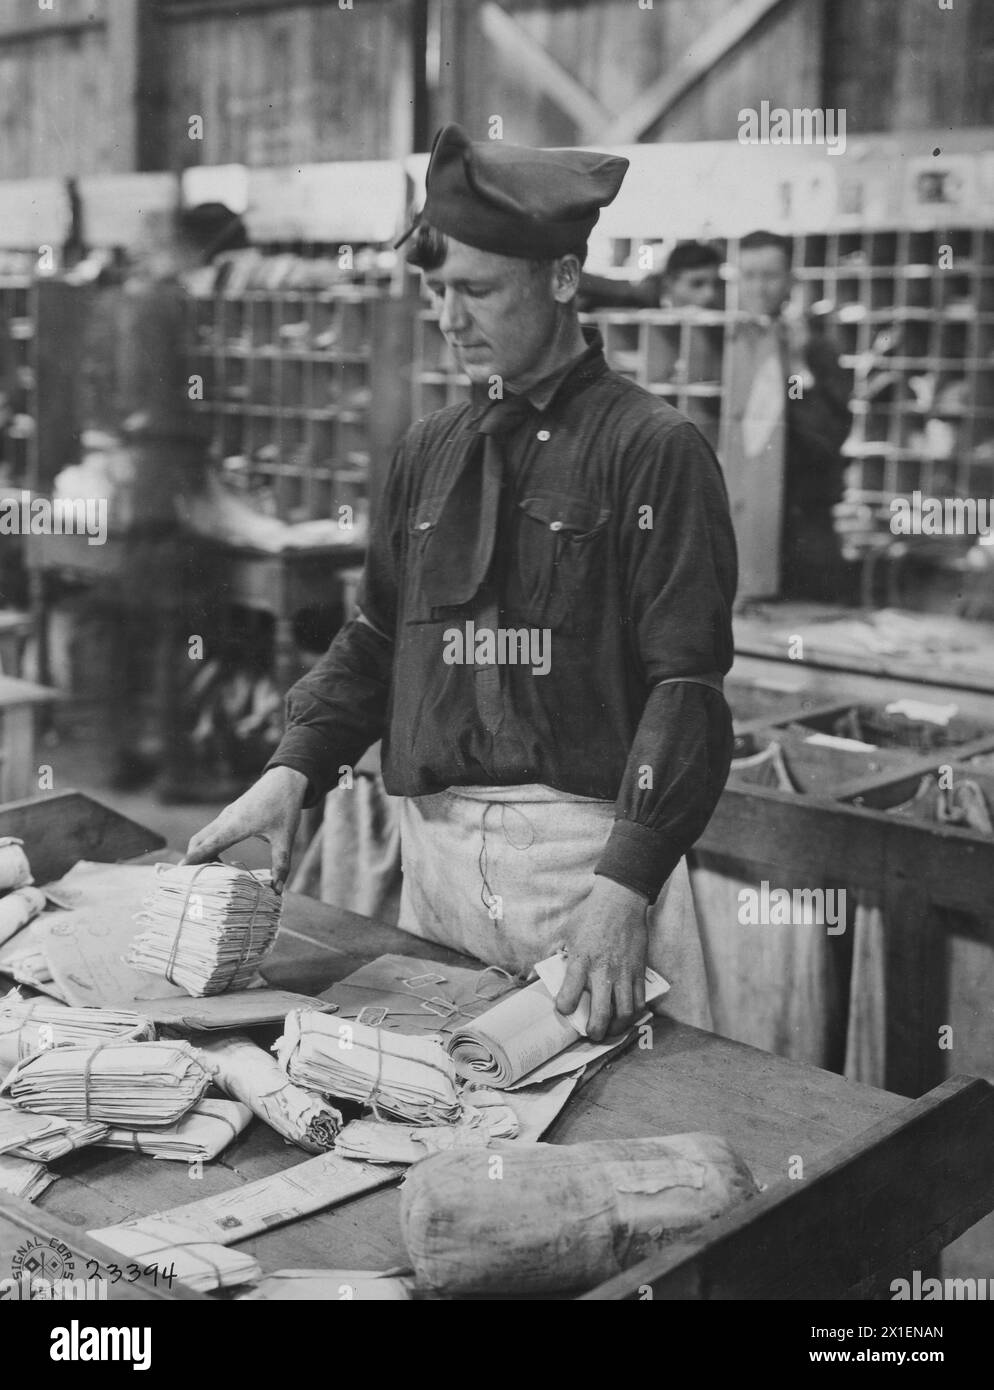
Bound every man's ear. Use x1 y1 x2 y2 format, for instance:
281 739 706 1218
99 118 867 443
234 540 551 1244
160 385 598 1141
551 254 582 304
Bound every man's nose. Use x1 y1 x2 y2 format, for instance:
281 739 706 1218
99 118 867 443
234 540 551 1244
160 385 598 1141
438 288 470 336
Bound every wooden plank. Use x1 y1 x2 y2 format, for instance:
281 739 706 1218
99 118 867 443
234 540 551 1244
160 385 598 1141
695 785 994 929
829 731 994 803
600 0 790 143
478 2 612 140
0 790 165 884
583 1075 994 1300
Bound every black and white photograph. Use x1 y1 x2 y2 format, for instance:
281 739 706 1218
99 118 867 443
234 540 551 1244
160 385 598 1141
0 0 992 1352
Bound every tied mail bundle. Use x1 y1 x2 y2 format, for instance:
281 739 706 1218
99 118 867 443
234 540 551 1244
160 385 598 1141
0 841 760 1296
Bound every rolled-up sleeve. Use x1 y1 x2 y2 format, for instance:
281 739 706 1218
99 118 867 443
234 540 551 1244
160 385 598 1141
594 421 738 901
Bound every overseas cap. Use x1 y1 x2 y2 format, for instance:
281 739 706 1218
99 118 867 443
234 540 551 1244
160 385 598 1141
402 123 629 259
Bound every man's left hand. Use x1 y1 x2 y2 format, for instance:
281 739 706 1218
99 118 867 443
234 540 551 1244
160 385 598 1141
555 877 649 1042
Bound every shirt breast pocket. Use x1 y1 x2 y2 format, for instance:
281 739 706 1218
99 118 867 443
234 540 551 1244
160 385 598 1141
404 496 447 623
509 492 612 632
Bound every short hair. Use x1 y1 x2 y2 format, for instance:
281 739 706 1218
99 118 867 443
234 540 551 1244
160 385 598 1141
179 202 248 263
406 220 587 273
739 230 793 267
664 241 721 278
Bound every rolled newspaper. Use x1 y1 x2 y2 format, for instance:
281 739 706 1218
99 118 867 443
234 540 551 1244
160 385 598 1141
0 839 33 893
445 979 582 1088
196 1034 341 1153
0 886 46 949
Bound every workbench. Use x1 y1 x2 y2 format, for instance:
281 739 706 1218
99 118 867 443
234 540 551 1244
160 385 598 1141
1 793 993 1301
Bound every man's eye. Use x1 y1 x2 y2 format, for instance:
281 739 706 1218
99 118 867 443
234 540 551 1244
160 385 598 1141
465 287 490 299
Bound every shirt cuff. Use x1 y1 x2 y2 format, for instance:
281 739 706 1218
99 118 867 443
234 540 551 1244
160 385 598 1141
263 728 336 809
594 819 684 903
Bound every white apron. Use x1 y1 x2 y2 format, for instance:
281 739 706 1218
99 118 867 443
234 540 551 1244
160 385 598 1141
397 784 713 1030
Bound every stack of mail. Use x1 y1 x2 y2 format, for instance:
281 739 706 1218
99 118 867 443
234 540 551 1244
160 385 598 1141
0 1099 106 1157
0 1152 53 1203
276 1010 462 1126
0 994 154 1074
129 863 282 996
9 1118 108 1162
98 1098 253 1161
1 1040 211 1126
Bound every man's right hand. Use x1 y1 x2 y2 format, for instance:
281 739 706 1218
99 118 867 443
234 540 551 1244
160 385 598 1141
181 765 310 892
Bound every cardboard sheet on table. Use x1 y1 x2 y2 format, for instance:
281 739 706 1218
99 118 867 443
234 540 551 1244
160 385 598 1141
321 953 518 1036
39 863 188 1008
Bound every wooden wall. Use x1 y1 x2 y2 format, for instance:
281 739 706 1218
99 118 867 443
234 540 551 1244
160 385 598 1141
158 0 412 168
435 0 826 148
0 0 990 182
824 0 994 133
0 0 125 179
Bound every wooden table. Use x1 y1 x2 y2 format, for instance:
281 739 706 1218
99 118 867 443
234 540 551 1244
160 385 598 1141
2 870 993 1301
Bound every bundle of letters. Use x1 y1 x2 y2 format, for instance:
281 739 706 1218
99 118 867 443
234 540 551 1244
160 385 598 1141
0 1099 106 1159
98 1098 253 1161
276 1010 462 1126
1 1040 211 1126
0 993 154 1076
129 862 282 995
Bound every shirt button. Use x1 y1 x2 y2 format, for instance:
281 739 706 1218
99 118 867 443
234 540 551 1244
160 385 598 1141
418 521 431 530
536 429 551 442
549 521 563 532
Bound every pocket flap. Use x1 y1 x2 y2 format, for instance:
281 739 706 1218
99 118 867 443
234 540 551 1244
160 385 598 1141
517 492 611 536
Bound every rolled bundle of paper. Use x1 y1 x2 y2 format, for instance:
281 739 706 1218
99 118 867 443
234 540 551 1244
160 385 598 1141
401 1133 761 1295
0 838 33 893
129 862 282 996
98 1098 253 1161
0 1152 53 1203
275 1010 462 1127
0 886 46 949
197 1034 341 1153
445 979 582 1088
1 1040 211 1126
0 995 155 1075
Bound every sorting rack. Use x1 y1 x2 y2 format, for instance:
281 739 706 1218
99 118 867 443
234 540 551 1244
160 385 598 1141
188 285 385 527
0 274 38 486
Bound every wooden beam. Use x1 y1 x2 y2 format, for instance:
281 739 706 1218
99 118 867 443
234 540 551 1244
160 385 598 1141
600 0 791 143
0 18 103 46
582 1075 994 1299
695 785 994 930
479 1 613 141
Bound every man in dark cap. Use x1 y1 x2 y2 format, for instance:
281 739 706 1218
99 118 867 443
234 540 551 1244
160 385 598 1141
185 125 737 1041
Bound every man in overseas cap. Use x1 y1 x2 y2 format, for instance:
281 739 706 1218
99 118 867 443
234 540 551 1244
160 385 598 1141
186 125 738 1040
